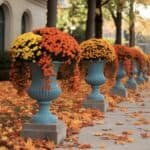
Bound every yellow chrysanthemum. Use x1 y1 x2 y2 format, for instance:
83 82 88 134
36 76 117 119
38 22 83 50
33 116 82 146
10 32 42 61
80 38 116 62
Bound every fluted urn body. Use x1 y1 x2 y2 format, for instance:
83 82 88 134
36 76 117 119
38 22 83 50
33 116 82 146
143 66 149 81
86 60 106 100
136 65 145 84
125 61 138 90
110 61 127 97
28 61 61 124
83 60 107 112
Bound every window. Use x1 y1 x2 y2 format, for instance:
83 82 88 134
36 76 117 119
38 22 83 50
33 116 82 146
0 6 5 55
21 12 31 33
21 12 26 33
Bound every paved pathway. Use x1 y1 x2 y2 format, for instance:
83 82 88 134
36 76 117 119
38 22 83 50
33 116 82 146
56 87 150 150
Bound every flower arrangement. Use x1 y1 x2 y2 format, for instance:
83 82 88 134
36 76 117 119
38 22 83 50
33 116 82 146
33 27 81 64
79 38 117 80
10 27 82 94
113 45 141 76
80 39 116 62
10 32 42 62
130 47 146 71
147 54 150 75
113 45 136 60
10 32 42 94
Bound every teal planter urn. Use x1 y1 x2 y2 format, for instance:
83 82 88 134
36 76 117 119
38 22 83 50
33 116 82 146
125 61 138 90
83 60 107 112
143 67 149 81
21 61 66 144
110 61 128 97
143 72 149 81
136 70 145 84
27 61 61 124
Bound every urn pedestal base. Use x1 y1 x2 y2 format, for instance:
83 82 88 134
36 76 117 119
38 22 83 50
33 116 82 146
21 120 66 144
110 86 128 97
136 77 145 84
125 77 137 90
143 74 149 81
110 61 128 97
83 99 108 112
136 71 145 84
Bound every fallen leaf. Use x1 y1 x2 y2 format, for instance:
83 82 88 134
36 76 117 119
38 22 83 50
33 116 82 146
122 130 134 135
24 138 35 150
0 146 9 150
115 140 126 145
93 132 103 136
133 121 142 126
78 144 92 149
127 137 135 143
95 120 104 124
1 136 8 141
118 106 127 112
99 143 106 150
140 132 150 138
116 122 124 125
102 128 112 131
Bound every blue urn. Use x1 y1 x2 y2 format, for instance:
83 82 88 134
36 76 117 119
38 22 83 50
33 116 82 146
27 61 62 124
125 61 137 90
135 62 145 84
136 69 145 84
143 67 149 81
110 61 128 97
83 60 107 112
143 72 149 81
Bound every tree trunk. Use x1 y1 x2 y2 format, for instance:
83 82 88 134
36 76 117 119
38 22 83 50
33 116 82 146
86 0 96 39
95 0 103 38
129 0 135 47
115 11 122 44
47 0 57 27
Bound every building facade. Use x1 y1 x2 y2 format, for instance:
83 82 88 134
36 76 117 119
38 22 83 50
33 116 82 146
0 0 47 52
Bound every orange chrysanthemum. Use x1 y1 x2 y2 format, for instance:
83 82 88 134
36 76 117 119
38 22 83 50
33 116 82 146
10 27 82 94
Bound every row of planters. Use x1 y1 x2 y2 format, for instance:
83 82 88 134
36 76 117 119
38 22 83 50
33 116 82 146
9 27 150 144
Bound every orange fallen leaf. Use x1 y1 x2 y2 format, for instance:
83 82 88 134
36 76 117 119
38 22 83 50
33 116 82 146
122 130 134 135
133 121 142 126
140 132 150 138
0 146 9 150
115 140 126 145
118 106 127 112
78 144 92 149
24 138 35 150
93 132 103 136
99 143 106 150
127 137 135 143
95 120 104 124
115 135 134 144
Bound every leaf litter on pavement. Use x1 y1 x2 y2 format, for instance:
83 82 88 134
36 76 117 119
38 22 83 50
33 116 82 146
0 80 149 149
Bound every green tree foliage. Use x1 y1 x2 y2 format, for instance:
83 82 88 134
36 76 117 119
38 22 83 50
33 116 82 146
57 0 87 42
136 0 150 5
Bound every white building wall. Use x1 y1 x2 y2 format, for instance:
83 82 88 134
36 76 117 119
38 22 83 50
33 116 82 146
0 0 47 50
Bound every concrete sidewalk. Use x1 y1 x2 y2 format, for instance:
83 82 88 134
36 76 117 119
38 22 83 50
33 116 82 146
56 88 150 150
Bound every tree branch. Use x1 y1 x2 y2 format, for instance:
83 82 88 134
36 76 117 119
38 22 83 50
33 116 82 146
108 5 117 22
102 0 110 6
